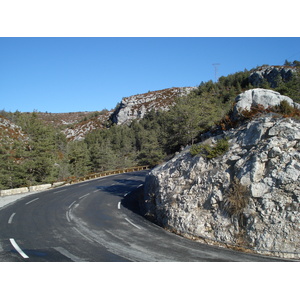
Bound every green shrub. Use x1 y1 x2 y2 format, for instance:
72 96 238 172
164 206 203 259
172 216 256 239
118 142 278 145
276 100 294 115
190 144 205 157
190 137 229 159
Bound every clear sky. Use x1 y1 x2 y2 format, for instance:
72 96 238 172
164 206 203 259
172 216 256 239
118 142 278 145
1 37 300 113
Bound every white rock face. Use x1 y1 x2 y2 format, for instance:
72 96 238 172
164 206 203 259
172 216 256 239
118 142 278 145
144 91 300 259
112 87 196 125
63 120 100 141
62 111 112 141
233 88 295 119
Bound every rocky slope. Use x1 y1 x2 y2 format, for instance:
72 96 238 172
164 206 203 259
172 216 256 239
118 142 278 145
62 110 113 141
35 111 113 141
36 111 97 127
0 86 195 142
143 88 300 259
111 87 196 125
249 65 296 88
0 116 27 144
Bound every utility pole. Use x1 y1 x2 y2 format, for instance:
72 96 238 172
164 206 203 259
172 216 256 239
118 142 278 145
212 63 220 82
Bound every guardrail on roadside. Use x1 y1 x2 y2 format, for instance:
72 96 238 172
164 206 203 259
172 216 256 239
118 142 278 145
67 165 150 184
0 166 150 197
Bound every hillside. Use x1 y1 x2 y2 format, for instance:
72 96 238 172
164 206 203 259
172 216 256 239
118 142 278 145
1 63 299 191
111 87 196 125
0 115 27 144
143 88 300 259
36 111 96 126
32 86 195 140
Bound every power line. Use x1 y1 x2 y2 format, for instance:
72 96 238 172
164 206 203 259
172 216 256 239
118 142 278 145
285 51 300 61
212 63 220 82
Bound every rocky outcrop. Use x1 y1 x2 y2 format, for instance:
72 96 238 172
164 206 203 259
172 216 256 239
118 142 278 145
62 111 112 141
249 65 296 88
144 89 300 259
233 88 300 119
111 87 196 125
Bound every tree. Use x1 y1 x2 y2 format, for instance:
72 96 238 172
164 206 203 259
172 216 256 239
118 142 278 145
163 92 224 153
131 117 165 167
5 112 61 185
67 141 90 177
89 141 117 172
284 59 292 66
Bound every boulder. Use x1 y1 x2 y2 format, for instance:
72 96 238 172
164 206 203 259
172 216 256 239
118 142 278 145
233 88 296 119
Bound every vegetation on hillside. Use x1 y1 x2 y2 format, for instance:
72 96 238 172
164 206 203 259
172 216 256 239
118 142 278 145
1 62 300 190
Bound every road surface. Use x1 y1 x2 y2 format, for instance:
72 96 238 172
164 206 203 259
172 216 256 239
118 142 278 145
0 170 289 261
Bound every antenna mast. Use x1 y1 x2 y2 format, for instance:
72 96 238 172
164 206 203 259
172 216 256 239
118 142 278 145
212 63 220 82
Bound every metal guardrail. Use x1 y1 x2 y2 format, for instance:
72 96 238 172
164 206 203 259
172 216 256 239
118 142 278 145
0 166 150 197
67 165 150 184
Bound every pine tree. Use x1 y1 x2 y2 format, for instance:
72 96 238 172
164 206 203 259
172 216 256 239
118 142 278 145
67 141 90 177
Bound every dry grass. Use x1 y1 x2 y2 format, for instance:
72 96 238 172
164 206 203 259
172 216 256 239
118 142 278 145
223 177 250 219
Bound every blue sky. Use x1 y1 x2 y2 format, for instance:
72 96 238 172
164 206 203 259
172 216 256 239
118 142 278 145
1 37 300 113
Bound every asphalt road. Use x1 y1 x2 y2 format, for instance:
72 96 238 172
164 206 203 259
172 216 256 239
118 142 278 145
0 170 290 261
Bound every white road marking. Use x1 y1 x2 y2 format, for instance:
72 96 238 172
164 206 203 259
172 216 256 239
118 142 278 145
118 202 121 209
8 213 16 224
79 193 90 200
25 198 39 205
53 189 67 194
66 211 71 222
125 218 141 230
79 183 88 187
9 238 29 259
73 228 95 243
53 247 83 262
68 201 76 209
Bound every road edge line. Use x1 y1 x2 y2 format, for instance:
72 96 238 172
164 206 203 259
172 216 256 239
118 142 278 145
9 238 29 259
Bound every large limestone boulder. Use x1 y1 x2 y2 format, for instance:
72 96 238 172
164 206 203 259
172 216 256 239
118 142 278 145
233 88 297 119
144 114 300 259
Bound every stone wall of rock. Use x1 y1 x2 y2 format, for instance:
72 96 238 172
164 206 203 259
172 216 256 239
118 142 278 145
144 89 300 259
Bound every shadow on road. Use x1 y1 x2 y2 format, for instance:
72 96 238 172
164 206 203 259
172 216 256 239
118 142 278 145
93 171 149 216
121 185 145 215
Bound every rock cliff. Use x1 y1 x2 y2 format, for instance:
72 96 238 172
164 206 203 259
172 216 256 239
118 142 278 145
249 65 296 88
111 87 196 125
144 89 300 259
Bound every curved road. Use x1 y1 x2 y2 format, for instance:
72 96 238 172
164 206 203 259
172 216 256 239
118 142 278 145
0 171 288 261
